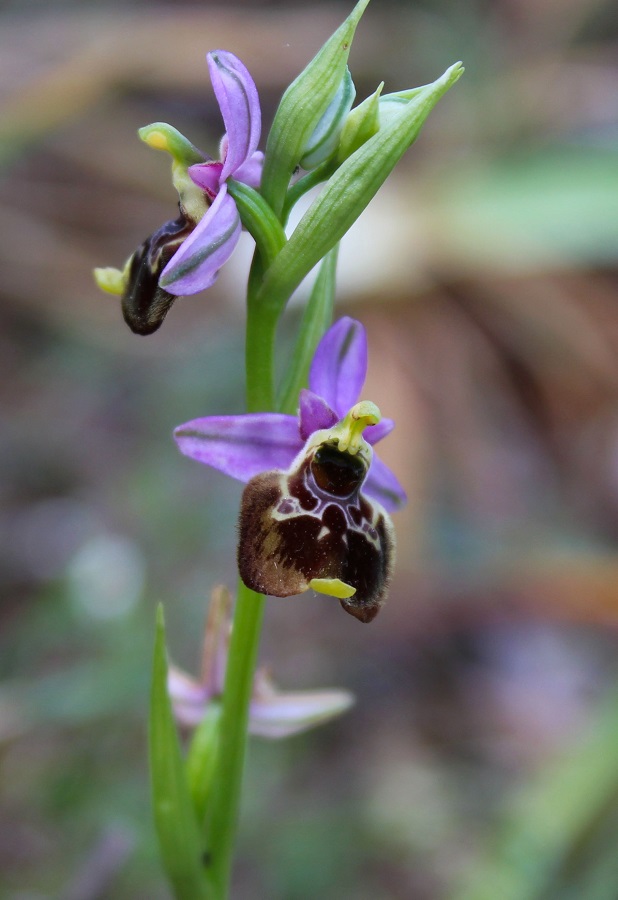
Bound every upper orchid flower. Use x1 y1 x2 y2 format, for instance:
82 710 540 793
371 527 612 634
94 50 262 335
175 317 406 622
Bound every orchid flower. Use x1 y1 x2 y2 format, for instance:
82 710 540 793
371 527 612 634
168 586 354 738
94 50 262 334
175 317 406 622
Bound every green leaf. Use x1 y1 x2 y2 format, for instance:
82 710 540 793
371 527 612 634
255 61 464 319
260 0 371 219
186 704 222 833
149 605 210 900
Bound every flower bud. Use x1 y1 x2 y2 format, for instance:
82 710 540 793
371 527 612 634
336 83 382 163
260 0 371 216
377 85 426 129
300 69 356 170
336 84 429 163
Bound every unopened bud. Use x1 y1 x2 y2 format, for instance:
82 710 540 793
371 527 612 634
300 69 356 170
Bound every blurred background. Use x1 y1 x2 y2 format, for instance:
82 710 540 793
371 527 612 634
2 0 618 897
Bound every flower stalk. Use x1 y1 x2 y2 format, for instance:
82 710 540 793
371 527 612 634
203 582 265 898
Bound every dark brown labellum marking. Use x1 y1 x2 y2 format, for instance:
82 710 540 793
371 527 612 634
238 445 395 623
122 213 193 335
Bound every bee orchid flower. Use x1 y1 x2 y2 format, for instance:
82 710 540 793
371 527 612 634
94 50 263 334
175 317 406 622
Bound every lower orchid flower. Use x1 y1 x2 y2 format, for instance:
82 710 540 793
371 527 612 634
94 50 263 335
175 317 406 622
168 585 354 737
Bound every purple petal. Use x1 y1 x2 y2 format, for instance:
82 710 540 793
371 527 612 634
365 417 394 445
249 669 354 738
174 412 301 482
208 50 261 182
309 317 367 417
233 150 264 189
168 666 210 727
299 389 338 440
160 186 241 295
188 160 223 199
364 454 407 512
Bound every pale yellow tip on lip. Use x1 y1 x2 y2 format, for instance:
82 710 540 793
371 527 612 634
310 578 356 599
93 266 126 296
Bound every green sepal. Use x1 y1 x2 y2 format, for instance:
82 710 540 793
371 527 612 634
139 122 205 167
378 85 429 128
139 122 208 223
255 61 464 319
277 244 339 414
260 0 371 220
186 704 222 833
300 68 356 171
226 179 287 268
337 83 383 163
149 606 210 900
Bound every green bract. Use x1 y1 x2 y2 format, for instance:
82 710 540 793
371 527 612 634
260 0 371 218
256 61 465 320
337 83 383 163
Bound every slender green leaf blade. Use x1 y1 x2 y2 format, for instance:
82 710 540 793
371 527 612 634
186 704 222 833
149 605 210 900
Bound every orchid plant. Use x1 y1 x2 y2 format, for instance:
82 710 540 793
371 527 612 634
95 2 462 896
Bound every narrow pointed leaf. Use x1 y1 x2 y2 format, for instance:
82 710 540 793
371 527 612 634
186 705 222 834
149 606 210 900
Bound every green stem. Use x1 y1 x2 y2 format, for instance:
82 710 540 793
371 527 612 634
203 583 265 899
202 248 279 897
282 159 336 226
245 300 277 411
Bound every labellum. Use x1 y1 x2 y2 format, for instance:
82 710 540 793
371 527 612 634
121 213 194 335
238 403 395 623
